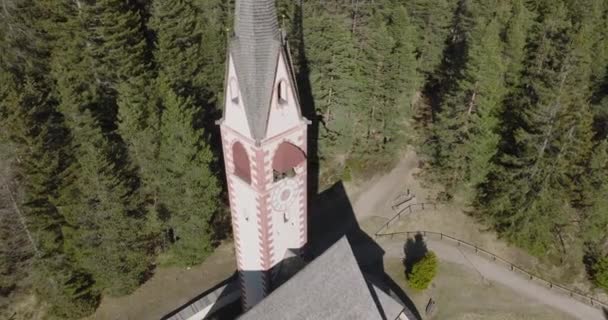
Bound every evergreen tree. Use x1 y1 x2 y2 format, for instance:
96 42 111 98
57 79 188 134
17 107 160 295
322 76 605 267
156 79 220 266
1 1 101 317
56 110 150 296
356 8 396 154
503 0 533 89
50 2 151 296
431 5 508 196
388 3 421 122
303 4 360 159
405 0 457 76
481 2 597 256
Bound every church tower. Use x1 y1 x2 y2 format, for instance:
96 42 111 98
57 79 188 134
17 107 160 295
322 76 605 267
217 0 309 310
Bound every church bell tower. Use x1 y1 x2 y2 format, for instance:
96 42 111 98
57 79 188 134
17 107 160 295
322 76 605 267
217 0 309 310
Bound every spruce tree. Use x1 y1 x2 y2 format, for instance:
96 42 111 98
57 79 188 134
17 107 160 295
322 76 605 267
357 9 396 154
503 0 533 89
1 1 101 317
303 3 360 159
405 0 457 76
156 79 220 266
431 5 508 196
388 3 421 122
481 2 597 256
50 2 151 296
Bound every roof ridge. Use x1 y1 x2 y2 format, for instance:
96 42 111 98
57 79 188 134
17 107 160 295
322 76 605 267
231 0 282 141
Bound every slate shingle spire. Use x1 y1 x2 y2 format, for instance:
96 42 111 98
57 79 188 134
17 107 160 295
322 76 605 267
231 0 282 141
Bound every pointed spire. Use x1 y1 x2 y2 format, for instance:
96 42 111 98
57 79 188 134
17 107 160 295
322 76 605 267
235 0 280 42
230 0 283 141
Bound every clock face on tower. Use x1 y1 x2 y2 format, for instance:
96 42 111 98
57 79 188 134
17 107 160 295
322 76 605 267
271 179 299 211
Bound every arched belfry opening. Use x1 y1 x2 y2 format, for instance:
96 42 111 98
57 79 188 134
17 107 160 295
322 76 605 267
232 141 251 184
272 142 306 182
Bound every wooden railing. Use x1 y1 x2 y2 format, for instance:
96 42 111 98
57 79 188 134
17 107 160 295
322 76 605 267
376 230 608 311
373 202 437 236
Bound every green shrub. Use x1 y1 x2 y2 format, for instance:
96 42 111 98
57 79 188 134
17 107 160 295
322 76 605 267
342 165 352 181
408 251 438 290
592 256 608 290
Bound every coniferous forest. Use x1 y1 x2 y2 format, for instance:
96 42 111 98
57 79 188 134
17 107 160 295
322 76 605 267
1 0 608 318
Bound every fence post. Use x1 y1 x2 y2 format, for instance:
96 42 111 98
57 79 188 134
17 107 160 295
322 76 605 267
409 206 412 214
422 203 425 210
475 246 478 254
440 233 443 240
510 264 514 271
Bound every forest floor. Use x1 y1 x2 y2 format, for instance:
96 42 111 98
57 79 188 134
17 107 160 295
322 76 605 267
87 241 236 320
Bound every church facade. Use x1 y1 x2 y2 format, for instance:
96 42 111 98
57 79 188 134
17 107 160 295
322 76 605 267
218 0 309 310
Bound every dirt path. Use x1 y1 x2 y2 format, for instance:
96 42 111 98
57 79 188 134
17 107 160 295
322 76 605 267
351 149 424 220
348 149 605 320
378 237 604 320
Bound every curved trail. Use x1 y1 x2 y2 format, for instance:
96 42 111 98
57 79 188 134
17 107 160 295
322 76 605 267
378 237 604 320
350 151 605 320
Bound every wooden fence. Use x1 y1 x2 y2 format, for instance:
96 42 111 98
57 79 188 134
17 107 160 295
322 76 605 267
373 202 437 236
372 201 608 311
376 230 608 311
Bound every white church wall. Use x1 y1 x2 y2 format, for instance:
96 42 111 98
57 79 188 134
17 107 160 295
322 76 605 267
265 52 302 139
220 127 262 271
261 126 308 266
224 56 253 141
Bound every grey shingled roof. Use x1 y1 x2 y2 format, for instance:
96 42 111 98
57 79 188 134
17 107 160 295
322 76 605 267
370 283 407 320
239 237 406 320
231 0 282 141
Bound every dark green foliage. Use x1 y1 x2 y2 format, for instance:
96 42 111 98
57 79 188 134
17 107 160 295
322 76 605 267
407 251 438 290
592 256 608 289
156 79 220 266
480 2 596 255
405 0 457 76
3 0 608 314
431 8 508 196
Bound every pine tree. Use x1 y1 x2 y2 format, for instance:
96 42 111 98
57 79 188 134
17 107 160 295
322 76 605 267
503 0 533 89
50 2 152 296
80 0 160 199
1 1 101 317
481 2 597 256
156 79 220 266
431 5 508 196
388 3 421 122
303 4 360 158
356 8 396 154
405 0 457 76
56 111 151 296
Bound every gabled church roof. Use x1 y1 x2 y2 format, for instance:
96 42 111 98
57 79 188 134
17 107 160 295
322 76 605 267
230 0 283 141
238 237 407 320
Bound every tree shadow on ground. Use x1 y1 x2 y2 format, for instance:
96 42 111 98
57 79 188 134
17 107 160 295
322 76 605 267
308 181 422 320
403 233 428 278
